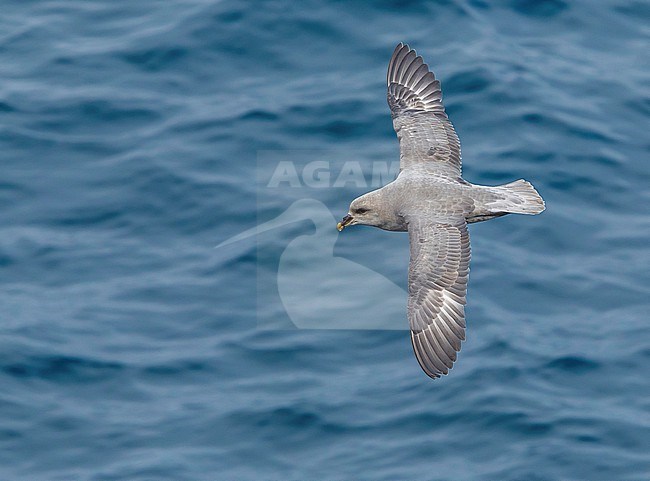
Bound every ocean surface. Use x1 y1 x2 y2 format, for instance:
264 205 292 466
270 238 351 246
1 1 649 480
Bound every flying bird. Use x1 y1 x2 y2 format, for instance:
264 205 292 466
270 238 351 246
337 43 545 379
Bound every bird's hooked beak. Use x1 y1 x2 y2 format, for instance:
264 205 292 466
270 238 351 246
337 214 353 232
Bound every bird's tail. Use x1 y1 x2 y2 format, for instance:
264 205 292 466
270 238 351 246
488 179 545 215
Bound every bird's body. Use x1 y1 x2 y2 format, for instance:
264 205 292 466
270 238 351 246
349 167 541 231
338 43 545 379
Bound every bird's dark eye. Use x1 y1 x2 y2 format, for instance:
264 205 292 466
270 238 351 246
355 207 369 214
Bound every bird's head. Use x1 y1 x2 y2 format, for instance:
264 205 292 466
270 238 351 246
337 195 382 231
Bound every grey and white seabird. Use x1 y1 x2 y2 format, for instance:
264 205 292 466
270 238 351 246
337 43 545 379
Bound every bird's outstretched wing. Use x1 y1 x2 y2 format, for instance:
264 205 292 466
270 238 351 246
407 218 470 379
387 43 461 176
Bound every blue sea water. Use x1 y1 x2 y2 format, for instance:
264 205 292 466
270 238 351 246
1 0 649 480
